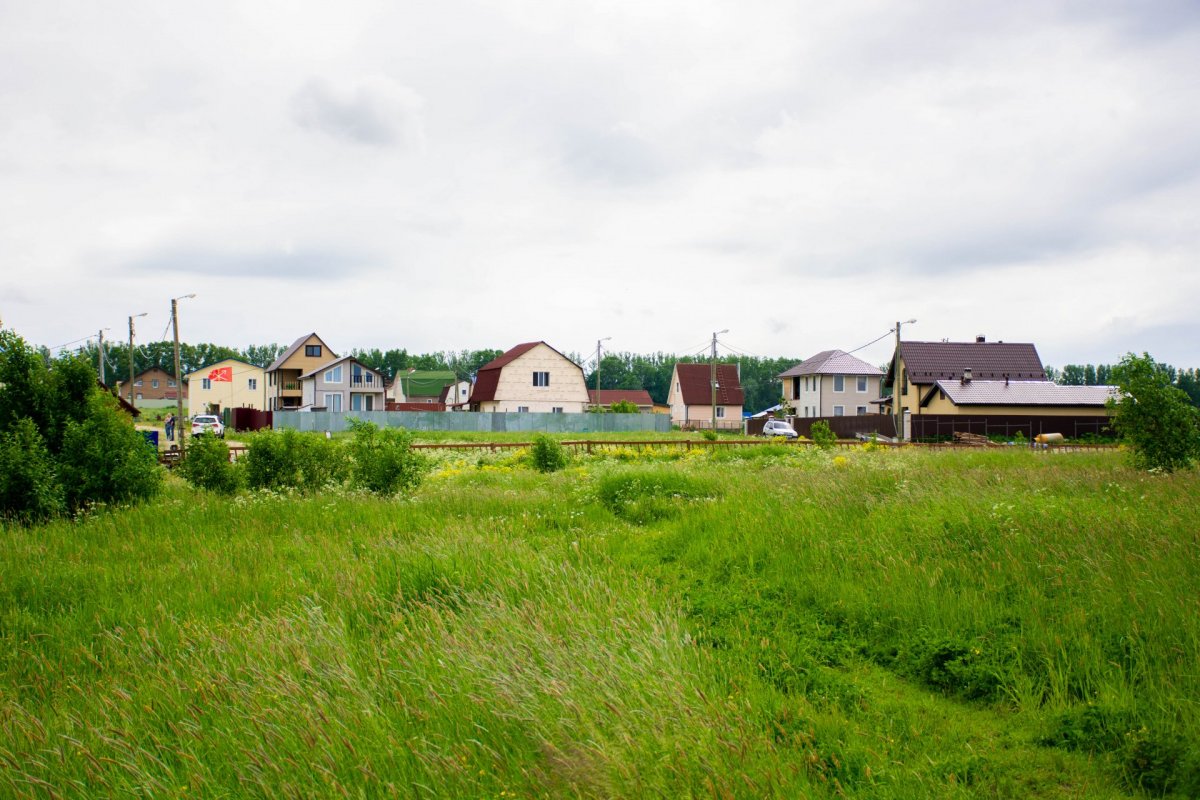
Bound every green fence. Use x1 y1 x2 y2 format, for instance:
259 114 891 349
273 410 672 434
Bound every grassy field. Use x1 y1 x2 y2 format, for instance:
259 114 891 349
2 445 1197 798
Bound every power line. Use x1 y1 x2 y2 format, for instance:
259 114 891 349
845 329 895 355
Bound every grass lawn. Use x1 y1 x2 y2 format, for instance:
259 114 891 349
2 445 1196 797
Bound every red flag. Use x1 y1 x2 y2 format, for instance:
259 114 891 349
207 367 232 382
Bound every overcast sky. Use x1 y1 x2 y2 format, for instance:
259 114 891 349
3 1 1199 370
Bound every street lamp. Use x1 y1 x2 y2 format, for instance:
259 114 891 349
172 294 196 439
892 318 916 441
595 337 611 409
127 313 147 406
711 329 728 431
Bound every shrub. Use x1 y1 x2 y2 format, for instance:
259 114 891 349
346 419 428 493
701 429 718 442
0 418 64 524
1110 352 1200 472
244 429 349 493
179 433 240 494
58 393 163 511
811 420 836 449
609 399 639 414
530 434 568 473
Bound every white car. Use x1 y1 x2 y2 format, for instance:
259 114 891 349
191 414 225 438
762 419 799 439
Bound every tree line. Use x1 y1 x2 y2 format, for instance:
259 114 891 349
1048 363 1200 406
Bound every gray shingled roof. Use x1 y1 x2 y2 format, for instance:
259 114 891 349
778 349 884 378
935 380 1117 407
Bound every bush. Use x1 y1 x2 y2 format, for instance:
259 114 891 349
346 419 428 493
609 400 639 414
1110 352 1200 472
530 434 568 473
244 429 349 493
179 433 240 494
811 420 836 449
58 393 163 511
0 418 64 524
701 429 718 442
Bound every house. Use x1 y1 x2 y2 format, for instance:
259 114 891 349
299 356 386 412
468 342 589 412
99 381 141 418
186 359 266 415
666 363 744 429
880 336 1115 439
115 367 186 408
588 389 655 413
778 350 884 418
439 380 473 410
266 333 337 411
391 370 457 405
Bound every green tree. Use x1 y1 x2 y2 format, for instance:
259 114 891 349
609 399 639 414
58 393 163 510
811 420 837 449
179 433 240 494
1109 352 1200 472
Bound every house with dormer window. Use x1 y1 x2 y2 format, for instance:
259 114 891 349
265 333 337 410
299 356 386 412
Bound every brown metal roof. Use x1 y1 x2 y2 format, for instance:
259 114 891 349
469 342 582 404
588 389 654 407
674 363 744 406
888 340 1046 385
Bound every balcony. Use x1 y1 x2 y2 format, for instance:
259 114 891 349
350 373 378 388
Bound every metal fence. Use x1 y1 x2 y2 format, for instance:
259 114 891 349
274 410 672 434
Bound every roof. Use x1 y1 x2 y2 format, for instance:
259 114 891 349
779 349 884 378
299 356 382 380
589 389 654 407
398 370 457 398
99 381 141 418
888 340 1046 385
934 380 1118 407
471 342 582 404
185 358 260 379
266 333 336 372
673 363 744 406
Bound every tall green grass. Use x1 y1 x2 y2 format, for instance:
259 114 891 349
1 447 1194 797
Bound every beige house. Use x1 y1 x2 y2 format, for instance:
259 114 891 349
439 380 473 410
778 350 884 418
187 359 266 414
666 363 744 429
266 333 337 411
299 356 386 412
468 342 589 413
920 379 1116 416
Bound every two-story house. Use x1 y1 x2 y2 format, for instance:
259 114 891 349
468 342 589 412
778 350 884 418
186 359 266 414
116 367 186 408
299 356 386 411
265 333 337 411
666 363 744 429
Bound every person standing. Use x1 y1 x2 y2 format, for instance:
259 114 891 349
165 413 175 442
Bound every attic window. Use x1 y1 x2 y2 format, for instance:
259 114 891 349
305 345 322 357
533 371 549 387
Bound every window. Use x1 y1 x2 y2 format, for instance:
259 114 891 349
532 371 550 387
305 345 322 357
833 405 845 416
517 406 529 413
248 378 257 390
833 375 845 392
552 407 563 413
324 365 343 383
323 393 343 412
901 370 908 396
136 393 143 400
351 394 363 411
716 406 725 418
857 375 868 393
134 380 143 387
857 406 867 416
792 377 800 398
168 380 176 388
202 378 211 390
151 379 159 389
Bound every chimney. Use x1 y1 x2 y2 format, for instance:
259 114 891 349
975 335 986 343
962 367 972 385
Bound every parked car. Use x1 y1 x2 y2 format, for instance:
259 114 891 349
762 419 799 439
191 414 225 438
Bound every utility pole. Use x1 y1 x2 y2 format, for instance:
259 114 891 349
97 328 107 384
711 329 728 431
127 313 147 406
172 294 196 440
893 318 916 441
595 337 610 410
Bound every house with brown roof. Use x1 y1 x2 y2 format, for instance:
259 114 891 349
880 336 1116 438
468 342 589 413
299 356 386 412
588 389 655 413
266 333 337 411
439 380 473 410
778 350 884 418
115 367 187 408
666 363 744 430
